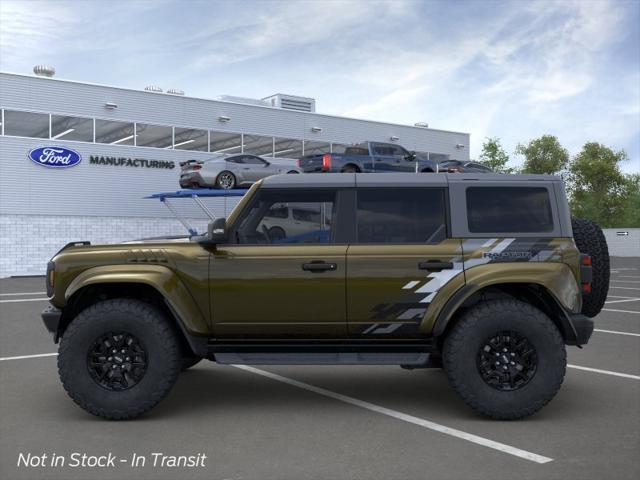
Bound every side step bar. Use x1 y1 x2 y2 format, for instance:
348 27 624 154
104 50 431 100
214 352 431 366
207 339 437 366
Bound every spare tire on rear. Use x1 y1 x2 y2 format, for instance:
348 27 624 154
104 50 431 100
571 217 610 317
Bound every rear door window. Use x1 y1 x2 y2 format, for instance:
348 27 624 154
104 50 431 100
466 187 554 233
355 189 447 243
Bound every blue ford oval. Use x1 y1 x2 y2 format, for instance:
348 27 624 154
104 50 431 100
28 146 82 168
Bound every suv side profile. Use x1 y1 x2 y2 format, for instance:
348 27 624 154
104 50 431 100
42 173 608 420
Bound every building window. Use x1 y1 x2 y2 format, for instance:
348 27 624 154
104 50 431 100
3 110 49 138
173 127 208 151
356 189 447 244
135 123 173 148
273 137 303 159
303 141 330 156
331 143 349 154
243 134 274 157
95 119 135 145
466 187 554 233
210 131 242 154
51 115 93 142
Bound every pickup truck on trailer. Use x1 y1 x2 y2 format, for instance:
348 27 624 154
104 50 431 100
298 141 438 173
42 173 609 420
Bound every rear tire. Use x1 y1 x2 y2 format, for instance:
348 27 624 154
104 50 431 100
216 171 236 189
58 299 182 420
341 165 359 173
443 299 566 420
571 217 610 317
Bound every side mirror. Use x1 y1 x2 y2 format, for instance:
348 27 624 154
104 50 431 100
264 161 271 167
406 151 417 161
207 217 228 244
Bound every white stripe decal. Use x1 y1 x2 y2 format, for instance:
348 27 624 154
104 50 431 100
233 365 553 463
492 238 516 254
420 292 437 304
402 281 420 290
481 238 498 247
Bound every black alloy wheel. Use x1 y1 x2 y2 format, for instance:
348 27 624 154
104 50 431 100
87 332 148 391
476 330 537 391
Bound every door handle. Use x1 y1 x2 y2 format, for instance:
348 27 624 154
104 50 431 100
418 261 453 270
302 261 337 272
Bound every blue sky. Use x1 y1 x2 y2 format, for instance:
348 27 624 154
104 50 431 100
1 0 638 172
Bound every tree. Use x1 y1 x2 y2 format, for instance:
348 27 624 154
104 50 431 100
479 137 513 173
568 142 629 227
619 174 640 227
516 135 569 175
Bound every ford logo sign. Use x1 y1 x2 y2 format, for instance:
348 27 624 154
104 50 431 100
28 146 82 168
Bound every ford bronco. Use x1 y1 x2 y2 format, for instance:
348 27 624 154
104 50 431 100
42 173 609 420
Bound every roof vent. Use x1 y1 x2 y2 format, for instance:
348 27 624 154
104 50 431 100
33 65 55 77
144 85 163 93
414 122 429 128
262 94 316 113
216 95 270 107
167 88 185 95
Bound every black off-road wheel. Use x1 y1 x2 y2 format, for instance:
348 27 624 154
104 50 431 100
571 217 610 317
341 165 359 173
443 299 566 420
58 299 183 420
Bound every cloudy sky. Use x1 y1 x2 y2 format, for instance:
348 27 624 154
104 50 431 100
1 0 638 172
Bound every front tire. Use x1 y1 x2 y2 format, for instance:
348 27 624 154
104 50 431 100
443 299 566 420
58 299 182 420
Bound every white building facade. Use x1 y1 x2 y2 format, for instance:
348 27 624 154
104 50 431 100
0 72 470 277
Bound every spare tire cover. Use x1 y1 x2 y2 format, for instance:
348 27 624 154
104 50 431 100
571 217 610 318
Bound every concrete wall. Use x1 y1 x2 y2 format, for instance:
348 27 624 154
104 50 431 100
603 229 640 257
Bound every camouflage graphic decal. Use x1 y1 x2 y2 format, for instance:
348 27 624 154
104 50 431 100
361 237 575 335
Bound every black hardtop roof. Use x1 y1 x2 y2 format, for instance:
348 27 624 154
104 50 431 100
260 172 562 189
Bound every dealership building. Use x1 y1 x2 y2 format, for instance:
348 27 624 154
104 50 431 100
0 69 470 277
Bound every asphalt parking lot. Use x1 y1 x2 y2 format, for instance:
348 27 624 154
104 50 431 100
1 257 639 480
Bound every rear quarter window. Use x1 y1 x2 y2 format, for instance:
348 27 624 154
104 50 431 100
466 187 554 233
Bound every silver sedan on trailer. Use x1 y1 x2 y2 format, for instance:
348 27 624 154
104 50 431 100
179 154 301 189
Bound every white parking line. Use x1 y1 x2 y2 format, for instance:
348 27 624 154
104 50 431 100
609 286 640 291
0 298 49 303
568 364 640 380
0 292 47 296
615 275 640 279
605 298 640 304
610 280 640 284
233 365 553 464
0 353 58 361
594 328 640 337
602 308 640 315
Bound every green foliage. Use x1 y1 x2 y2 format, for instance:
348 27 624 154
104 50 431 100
516 135 569 175
619 174 640 227
478 137 513 173
568 142 630 227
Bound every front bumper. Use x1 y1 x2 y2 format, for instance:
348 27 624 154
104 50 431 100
567 313 594 346
42 305 62 342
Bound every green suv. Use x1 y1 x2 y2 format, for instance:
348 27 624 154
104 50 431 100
42 173 609 420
